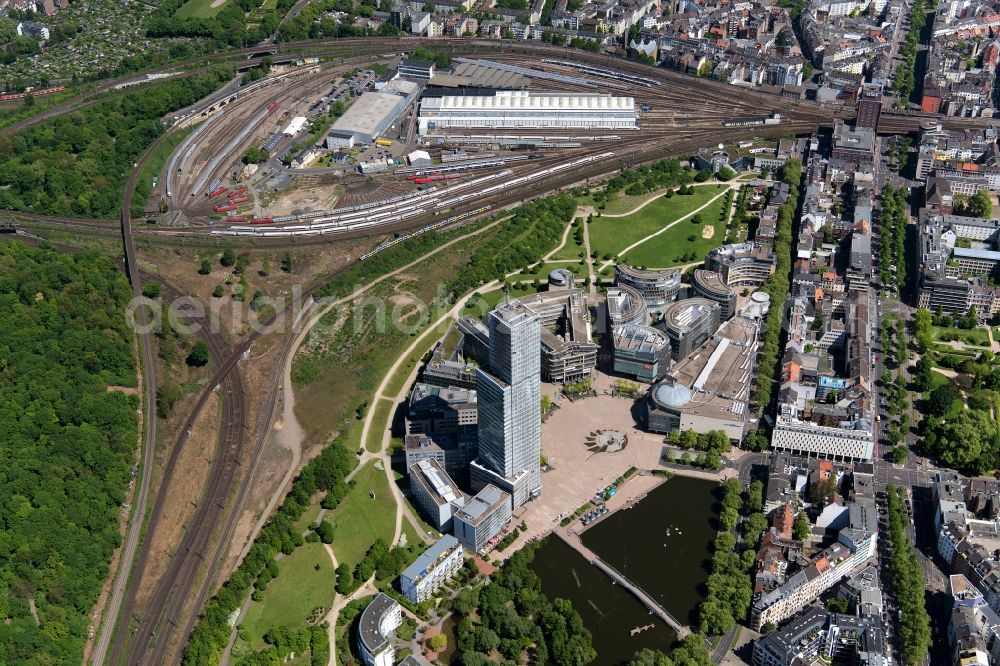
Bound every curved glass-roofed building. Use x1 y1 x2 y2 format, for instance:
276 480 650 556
691 269 737 321
615 264 682 309
660 298 721 360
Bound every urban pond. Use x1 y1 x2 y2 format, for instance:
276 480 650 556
530 475 720 664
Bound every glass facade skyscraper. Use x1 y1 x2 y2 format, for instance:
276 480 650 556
471 300 542 508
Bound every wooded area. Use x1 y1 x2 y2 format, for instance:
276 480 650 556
0 65 234 218
0 242 138 665
452 543 597 665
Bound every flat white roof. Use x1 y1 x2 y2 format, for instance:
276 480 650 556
423 90 635 112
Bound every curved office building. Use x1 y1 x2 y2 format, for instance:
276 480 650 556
606 284 648 329
358 593 403 666
660 298 721 360
705 243 776 288
691 269 737 321
615 264 682 308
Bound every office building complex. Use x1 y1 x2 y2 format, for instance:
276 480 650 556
357 593 403 666
644 315 758 441
398 59 436 80
408 459 466 531
691 269 737 321
606 285 648 329
404 432 477 481
471 301 542 508
614 264 682 309
918 214 1000 316
612 324 671 383
769 417 875 462
406 383 477 438
705 242 777 287
399 535 464 603
460 288 596 384
453 484 513 552
659 298 721 361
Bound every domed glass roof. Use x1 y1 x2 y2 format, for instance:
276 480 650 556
654 382 692 408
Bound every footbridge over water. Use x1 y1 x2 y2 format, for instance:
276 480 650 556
553 527 691 639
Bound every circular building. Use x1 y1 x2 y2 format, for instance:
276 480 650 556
691 269 737 321
548 268 575 290
742 291 771 319
645 379 693 433
660 297 721 360
606 284 648 329
615 264 682 309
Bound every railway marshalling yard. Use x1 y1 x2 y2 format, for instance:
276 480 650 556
154 46 843 245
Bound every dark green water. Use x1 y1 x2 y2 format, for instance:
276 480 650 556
581 475 719 626
531 537 677 665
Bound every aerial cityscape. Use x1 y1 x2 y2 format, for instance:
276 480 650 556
5 0 1000 663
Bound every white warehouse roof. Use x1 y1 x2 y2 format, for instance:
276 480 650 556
424 89 634 112
283 116 307 136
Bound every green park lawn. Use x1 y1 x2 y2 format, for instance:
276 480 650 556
241 541 334 649
622 194 731 268
174 0 228 19
324 460 396 566
293 502 323 533
587 185 726 260
550 236 587 261
365 399 394 453
931 325 991 348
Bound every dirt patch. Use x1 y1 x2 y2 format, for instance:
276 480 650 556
210 0 225 7
135 391 220 612
701 224 715 239
107 385 140 395
265 183 344 216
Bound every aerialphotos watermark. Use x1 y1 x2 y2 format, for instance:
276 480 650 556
124 283 497 339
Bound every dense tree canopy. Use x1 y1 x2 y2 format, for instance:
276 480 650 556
0 242 138 665
0 65 233 218
454 543 596 666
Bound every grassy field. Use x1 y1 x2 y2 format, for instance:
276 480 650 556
293 502 323 533
623 194 731 268
587 186 726 260
292 232 492 447
241 541 334 649
174 0 228 19
365 398 394 453
325 460 396 565
550 235 586 261
580 187 680 216
932 325 991 347
131 125 195 216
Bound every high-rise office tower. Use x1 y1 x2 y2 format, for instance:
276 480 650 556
470 300 542 508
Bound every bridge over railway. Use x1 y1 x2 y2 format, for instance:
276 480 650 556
552 526 691 639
